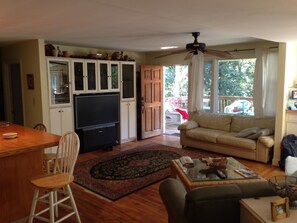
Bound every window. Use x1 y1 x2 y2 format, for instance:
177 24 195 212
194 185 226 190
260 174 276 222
204 58 256 115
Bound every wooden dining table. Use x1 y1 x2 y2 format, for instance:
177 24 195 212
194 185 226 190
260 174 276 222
0 123 60 222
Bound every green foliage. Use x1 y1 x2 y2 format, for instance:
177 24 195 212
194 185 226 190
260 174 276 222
218 59 255 97
179 65 188 96
164 65 188 97
204 63 212 96
164 66 175 97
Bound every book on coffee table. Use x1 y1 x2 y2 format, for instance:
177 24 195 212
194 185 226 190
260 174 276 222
179 156 194 168
234 167 257 178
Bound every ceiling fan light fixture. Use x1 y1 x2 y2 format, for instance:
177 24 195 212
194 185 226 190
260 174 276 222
160 46 178 50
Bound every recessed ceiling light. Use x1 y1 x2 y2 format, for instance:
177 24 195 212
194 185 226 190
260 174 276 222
160 46 178 50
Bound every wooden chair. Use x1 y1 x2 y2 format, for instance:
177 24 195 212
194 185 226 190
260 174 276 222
28 131 81 223
33 123 47 132
33 123 56 173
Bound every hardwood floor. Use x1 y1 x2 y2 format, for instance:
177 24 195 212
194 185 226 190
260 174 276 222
37 135 284 223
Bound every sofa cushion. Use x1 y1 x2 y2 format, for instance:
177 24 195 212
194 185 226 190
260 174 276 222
185 184 242 223
186 127 227 143
230 115 275 132
196 112 232 132
217 132 257 150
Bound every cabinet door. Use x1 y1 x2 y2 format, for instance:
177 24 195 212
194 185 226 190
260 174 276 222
60 107 74 133
86 60 97 92
50 108 62 135
128 100 136 139
50 107 73 135
121 62 135 100
120 101 129 141
110 62 119 91
120 100 136 142
47 58 71 106
98 61 109 91
73 60 85 93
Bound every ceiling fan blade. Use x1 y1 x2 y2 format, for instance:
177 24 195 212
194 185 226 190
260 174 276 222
204 49 234 59
154 49 188 59
184 51 193 60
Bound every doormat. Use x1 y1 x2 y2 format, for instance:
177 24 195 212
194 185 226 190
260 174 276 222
73 143 220 201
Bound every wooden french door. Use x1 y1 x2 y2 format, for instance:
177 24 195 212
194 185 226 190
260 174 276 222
140 65 163 139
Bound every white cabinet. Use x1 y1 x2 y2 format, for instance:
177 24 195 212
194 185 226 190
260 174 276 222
120 100 136 143
98 61 120 92
120 61 136 143
286 111 297 135
49 107 74 135
72 59 97 94
47 58 71 106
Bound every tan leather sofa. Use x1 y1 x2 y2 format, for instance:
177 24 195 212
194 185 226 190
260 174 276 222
178 111 275 163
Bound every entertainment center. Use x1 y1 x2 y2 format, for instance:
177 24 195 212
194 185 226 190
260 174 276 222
74 93 120 152
47 57 136 153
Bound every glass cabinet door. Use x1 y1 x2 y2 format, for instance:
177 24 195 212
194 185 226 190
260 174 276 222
99 62 108 90
48 59 71 105
121 63 135 100
110 63 119 90
73 61 84 91
86 61 97 91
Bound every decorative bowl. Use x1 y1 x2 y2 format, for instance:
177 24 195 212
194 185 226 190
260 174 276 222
268 176 297 209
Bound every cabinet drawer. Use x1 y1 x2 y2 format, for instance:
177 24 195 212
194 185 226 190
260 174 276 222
80 124 118 153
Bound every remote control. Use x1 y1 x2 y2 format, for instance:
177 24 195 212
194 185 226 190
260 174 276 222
216 169 227 179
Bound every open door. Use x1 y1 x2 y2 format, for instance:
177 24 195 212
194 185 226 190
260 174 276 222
3 62 24 125
140 65 163 139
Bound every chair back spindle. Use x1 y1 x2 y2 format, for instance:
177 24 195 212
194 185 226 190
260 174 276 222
54 131 80 179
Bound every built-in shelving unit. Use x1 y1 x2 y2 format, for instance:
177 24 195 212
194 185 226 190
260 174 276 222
46 57 136 152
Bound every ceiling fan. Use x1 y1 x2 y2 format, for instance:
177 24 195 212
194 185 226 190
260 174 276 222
155 32 233 59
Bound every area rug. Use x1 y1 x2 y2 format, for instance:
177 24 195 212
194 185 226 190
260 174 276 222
73 143 220 201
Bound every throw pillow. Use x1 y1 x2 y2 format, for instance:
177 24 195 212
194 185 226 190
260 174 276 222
235 127 260 138
247 131 263 139
258 128 274 136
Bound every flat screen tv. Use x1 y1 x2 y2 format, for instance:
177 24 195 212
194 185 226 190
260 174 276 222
74 94 119 129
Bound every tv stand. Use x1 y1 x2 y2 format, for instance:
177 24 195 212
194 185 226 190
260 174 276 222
78 123 119 153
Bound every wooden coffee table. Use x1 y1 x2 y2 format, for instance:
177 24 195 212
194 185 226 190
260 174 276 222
171 157 266 191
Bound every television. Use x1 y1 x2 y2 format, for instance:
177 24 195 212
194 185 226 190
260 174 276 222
74 94 119 129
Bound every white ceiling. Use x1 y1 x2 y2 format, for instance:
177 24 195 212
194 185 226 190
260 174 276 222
1 0 297 52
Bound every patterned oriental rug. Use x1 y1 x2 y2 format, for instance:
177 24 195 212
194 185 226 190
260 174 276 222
73 143 219 201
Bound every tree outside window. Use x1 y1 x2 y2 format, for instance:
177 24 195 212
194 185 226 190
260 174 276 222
203 58 255 115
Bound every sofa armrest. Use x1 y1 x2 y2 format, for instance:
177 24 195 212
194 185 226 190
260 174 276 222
258 135 274 148
178 121 198 131
159 178 188 223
